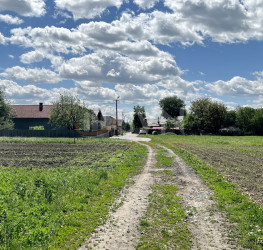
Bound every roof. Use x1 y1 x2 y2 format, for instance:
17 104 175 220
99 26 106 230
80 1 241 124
147 117 167 127
12 105 53 118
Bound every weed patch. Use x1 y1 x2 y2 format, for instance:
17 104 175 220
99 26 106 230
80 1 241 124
0 140 147 249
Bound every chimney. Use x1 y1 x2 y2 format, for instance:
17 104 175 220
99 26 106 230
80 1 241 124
39 103 43 111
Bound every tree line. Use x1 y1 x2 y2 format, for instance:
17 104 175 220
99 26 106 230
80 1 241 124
132 96 263 135
159 96 263 135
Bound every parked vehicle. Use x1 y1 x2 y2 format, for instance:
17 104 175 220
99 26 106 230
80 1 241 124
139 129 147 135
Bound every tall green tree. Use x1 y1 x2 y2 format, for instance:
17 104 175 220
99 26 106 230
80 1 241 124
186 98 227 133
235 106 256 134
132 105 146 129
159 96 186 119
0 90 14 130
223 110 237 127
253 108 263 135
49 94 89 130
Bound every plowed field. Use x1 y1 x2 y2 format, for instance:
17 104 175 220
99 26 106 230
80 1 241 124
179 143 263 205
0 142 128 168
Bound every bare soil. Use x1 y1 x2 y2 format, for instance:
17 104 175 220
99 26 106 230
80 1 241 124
180 143 263 205
0 142 128 168
78 133 241 249
79 142 155 249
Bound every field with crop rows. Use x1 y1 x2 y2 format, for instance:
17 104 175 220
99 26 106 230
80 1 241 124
0 138 146 249
150 135 263 248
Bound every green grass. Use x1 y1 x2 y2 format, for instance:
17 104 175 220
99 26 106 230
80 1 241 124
150 135 263 249
0 139 147 249
137 145 191 249
156 148 173 168
146 134 263 146
137 185 191 250
0 136 118 145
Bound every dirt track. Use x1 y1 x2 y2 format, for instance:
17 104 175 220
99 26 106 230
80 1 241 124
79 133 240 249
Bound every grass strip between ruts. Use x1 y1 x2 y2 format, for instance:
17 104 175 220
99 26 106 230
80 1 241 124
161 142 263 249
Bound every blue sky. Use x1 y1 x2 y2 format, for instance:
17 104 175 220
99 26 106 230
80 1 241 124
0 0 263 120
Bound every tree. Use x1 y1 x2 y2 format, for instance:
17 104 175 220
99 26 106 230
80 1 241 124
123 121 131 131
0 90 14 130
189 98 227 133
183 113 200 132
223 110 237 127
49 94 89 130
159 96 186 119
132 105 146 129
164 119 176 130
235 106 256 134
253 108 263 135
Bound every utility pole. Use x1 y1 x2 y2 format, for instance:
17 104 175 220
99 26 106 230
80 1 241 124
115 96 120 135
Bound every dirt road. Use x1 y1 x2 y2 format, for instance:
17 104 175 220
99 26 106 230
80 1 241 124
79 133 239 249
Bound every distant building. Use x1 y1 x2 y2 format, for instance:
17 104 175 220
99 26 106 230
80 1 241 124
12 103 53 130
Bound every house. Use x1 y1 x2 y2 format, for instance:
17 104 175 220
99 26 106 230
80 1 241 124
12 103 53 130
147 116 167 129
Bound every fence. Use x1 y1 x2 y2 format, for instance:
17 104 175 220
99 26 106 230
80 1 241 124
0 129 113 138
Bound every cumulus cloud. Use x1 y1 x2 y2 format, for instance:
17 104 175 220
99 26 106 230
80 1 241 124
0 66 61 84
0 32 6 44
54 0 123 20
0 14 23 25
0 0 46 17
20 51 45 64
59 50 181 84
9 26 86 55
206 76 263 96
134 0 159 9
114 12 204 45
76 81 117 101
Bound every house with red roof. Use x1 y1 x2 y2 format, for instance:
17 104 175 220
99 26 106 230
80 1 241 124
12 103 54 130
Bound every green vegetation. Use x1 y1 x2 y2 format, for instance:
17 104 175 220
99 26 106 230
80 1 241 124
133 105 146 129
159 95 186 118
137 185 191 250
49 94 95 130
149 134 263 249
29 126 45 130
156 148 173 167
0 138 147 249
0 89 14 130
137 144 191 249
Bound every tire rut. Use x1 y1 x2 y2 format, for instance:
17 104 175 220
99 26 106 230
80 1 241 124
161 145 243 250
78 143 155 250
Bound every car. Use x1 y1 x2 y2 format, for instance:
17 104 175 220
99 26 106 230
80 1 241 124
152 131 158 135
139 129 147 135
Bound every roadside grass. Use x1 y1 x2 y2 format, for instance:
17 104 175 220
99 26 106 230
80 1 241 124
149 135 263 249
137 146 191 249
0 136 115 145
0 139 147 249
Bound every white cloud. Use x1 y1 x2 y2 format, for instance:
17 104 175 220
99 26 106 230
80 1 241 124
75 81 117 101
0 66 61 84
114 12 204 45
0 32 6 44
0 0 46 17
59 50 181 84
20 51 45 64
54 0 123 20
0 80 57 104
0 14 23 25
9 26 86 55
134 0 159 9
206 76 263 96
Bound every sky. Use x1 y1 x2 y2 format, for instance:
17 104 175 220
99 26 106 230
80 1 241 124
0 0 263 121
